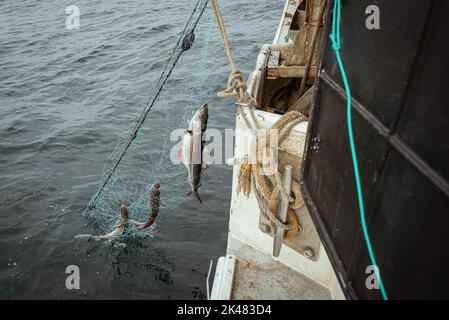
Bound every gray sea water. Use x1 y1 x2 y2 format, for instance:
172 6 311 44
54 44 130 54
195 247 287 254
0 0 283 299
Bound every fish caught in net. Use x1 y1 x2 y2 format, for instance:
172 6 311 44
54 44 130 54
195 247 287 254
82 0 216 239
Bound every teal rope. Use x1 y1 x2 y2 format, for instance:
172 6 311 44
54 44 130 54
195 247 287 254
329 0 388 300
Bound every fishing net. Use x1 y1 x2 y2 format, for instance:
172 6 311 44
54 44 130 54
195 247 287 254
85 0 216 235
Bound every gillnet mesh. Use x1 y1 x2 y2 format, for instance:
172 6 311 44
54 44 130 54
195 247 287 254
85 0 215 235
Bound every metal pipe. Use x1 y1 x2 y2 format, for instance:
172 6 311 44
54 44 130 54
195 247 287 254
247 43 291 106
206 259 213 300
273 165 293 257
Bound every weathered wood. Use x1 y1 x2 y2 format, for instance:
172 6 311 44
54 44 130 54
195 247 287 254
286 0 324 66
298 0 327 96
266 65 318 79
267 51 281 69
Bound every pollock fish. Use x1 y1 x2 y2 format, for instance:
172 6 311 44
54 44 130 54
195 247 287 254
130 181 161 229
178 104 208 204
75 204 129 240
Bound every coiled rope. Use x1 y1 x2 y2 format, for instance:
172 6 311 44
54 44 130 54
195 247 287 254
330 0 388 300
211 0 304 235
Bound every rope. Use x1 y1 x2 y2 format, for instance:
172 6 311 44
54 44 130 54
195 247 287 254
252 111 306 229
87 0 209 211
217 69 247 99
210 0 256 106
251 169 292 231
330 0 388 300
210 0 236 70
210 0 305 233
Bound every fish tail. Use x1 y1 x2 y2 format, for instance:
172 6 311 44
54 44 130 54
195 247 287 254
187 190 203 204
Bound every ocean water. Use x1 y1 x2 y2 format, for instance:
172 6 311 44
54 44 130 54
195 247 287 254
0 0 283 299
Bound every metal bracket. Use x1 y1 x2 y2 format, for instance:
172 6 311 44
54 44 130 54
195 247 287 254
259 204 321 261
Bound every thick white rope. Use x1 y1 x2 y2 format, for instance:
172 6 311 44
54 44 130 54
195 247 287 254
210 0 306 231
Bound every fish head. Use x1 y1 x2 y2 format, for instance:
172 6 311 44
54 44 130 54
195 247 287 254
188 104 208 133
198 103 208 119
188 119 201 133
119 204 129 218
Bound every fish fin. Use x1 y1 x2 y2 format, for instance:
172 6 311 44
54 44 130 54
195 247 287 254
202 141 208 151
203 138 213 146
187 190 203 204
202 143 210 166
177 147 184 162
196 193 203 204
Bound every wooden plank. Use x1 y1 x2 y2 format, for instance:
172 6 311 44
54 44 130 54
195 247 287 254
267 65 318 78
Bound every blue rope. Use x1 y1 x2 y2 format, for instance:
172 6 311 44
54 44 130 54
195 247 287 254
329 0 388 300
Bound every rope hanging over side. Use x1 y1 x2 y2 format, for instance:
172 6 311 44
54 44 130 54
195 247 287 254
210 0 306 233
210 0 256 106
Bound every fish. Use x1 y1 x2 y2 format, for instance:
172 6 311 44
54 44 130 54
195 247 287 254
178 104 208 204
75 204 129 240
130 181 161 229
